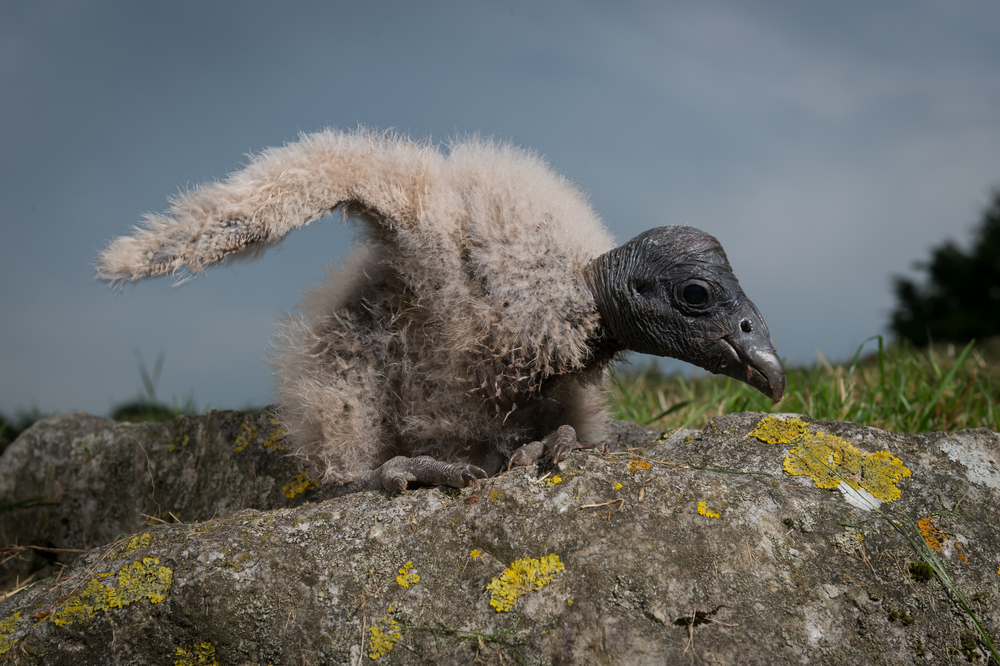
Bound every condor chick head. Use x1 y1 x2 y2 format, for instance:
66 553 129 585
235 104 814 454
585 225 785 402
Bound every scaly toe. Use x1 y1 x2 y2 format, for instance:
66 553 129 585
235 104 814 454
508 441 545 469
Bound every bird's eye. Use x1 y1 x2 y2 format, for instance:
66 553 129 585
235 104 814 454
682 284 708 306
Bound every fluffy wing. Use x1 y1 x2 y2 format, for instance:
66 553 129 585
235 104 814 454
99 128 617 424
97 128 442 282
444 140 616 407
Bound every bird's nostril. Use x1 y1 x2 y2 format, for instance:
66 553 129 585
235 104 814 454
741 319 752 333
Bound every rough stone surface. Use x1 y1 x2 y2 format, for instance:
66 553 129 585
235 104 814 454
0 409 318 585
0 411 998 665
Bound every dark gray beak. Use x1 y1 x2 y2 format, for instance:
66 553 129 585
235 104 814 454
716 302 785 403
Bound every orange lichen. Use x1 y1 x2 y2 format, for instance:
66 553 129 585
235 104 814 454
917 515 969 565
628 460 652 472
917 516 944 553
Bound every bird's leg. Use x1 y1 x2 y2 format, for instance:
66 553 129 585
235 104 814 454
507 425 610 470
373 456 488 493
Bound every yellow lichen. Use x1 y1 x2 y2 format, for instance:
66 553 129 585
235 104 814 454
628 460 652 471
396 561 419 588
282 472 317 499
781 432 850 490
368 603 401 660
612 482 623 490
0 612 22 655
168 434 191 453
544 475 563 487
470 549 482 560
232 423 256 453
748 415 811 444
118 533 152 556
486 553 565 612
261 428 287 452
751 416 911 502
53 558 173 626
174 641 218 666
233 423 286 453
697 501 721 519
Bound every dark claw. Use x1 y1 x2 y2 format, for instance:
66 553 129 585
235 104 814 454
508 425 583 469
386 475 409 493
547 425 577 464
461 465 488 488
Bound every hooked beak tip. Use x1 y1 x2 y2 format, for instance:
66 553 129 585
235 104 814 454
722 334 785 403
747 361 785 404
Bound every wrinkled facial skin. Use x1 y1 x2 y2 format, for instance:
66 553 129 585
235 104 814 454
585 225 785 403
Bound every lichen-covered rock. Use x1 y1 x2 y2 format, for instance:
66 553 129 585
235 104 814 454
0 412 998 665
0 409 321 586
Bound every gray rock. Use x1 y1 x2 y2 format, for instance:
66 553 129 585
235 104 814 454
0 411 997 665
0 408 319 586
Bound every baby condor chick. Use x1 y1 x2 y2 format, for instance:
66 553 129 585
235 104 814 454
99 128 784 492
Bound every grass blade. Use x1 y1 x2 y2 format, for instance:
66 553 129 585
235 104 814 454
913 340 976 432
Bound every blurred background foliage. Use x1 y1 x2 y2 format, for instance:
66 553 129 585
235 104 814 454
891 190 1000 347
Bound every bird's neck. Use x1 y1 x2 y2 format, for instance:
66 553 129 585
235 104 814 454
582 253 629 365
583 327 626 370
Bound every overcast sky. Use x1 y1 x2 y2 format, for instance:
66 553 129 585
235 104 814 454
3 1 1000 418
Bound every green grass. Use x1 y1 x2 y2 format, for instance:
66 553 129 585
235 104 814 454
611 336 1000 433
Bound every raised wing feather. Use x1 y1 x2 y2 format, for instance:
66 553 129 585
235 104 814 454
97 128 441 282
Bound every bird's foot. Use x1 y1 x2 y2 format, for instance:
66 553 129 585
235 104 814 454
378 455 487 493
507 425 610 470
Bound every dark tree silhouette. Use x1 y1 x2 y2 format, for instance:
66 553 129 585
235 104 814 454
890 189 1000 346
